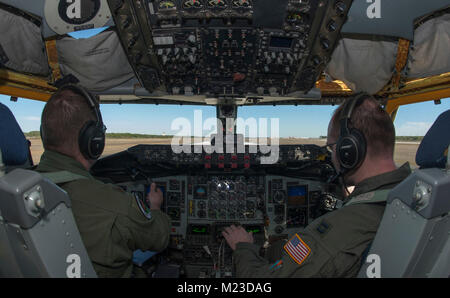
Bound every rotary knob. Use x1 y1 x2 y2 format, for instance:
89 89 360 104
275 225 284 234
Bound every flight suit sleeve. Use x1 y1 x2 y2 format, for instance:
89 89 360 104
233 229 335 277
115 192 172 252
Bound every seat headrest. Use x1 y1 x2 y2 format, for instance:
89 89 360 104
415 109 450 169
0 102 29 166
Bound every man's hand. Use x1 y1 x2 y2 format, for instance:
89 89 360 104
222 225 254 251
147 183 163 210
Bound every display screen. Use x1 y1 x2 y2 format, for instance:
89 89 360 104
269 36 293 48
190 224 209 234
287 185 307 205
194 185 207 199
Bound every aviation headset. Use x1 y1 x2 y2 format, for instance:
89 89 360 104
335 92 368 175
41 84 106 160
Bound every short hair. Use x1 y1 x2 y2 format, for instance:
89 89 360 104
41 88 96 155
330 95 396 158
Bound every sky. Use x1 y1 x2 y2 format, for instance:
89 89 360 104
2 95 449 138
1 27 449 138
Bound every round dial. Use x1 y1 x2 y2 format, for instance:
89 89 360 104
183 0 203 9
218 210 227 219
232 0 252 8
219 200 227 209
218 192 227 201
197 210 206 218
197 200 206 209
273 190 286 204
208 209 217 219
208 0 227 8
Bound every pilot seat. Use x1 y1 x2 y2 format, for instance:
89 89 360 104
358 109 450 278
0 102 96 277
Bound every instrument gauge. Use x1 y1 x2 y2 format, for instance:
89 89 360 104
232 0 252 8
183 0 203 9
207 0 227 9
159 0 177 10
286 12 309 25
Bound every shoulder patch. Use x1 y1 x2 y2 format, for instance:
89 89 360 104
283 234 311 265
133 191 152 220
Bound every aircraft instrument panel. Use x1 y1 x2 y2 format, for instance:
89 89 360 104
91 143 341 277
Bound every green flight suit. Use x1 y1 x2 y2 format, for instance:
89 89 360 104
36 150 171 278
233 163 412 277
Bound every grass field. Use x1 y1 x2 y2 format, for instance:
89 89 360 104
28 137 419 168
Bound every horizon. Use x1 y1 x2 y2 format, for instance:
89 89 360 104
1 96 449 139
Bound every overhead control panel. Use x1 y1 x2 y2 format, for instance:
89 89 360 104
107 0 353 100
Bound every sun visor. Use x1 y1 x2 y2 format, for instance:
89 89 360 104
407 14 450 79
0 8 49 76
325 38 397 94
56 30 135 92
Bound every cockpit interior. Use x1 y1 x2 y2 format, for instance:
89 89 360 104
0 0 449 279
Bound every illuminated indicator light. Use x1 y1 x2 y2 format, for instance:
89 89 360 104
192 227 207 233
247 228 260 233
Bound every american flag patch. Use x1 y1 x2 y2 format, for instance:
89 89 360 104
283 234 311 265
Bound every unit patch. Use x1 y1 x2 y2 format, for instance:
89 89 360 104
283 234 311 265
133 191 152 220
269 260 283 272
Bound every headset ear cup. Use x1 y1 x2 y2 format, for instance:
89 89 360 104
336 136 358 170
336 129 367 170
351 128 367 168
79 121 105 160
89 127 105 159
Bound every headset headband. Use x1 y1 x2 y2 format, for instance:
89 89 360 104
339 92 368 137
59 84 104 127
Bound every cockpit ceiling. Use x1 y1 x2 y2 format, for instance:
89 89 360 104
0 0 449 106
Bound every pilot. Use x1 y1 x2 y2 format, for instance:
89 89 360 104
36 85 171 278
222 93 412 277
